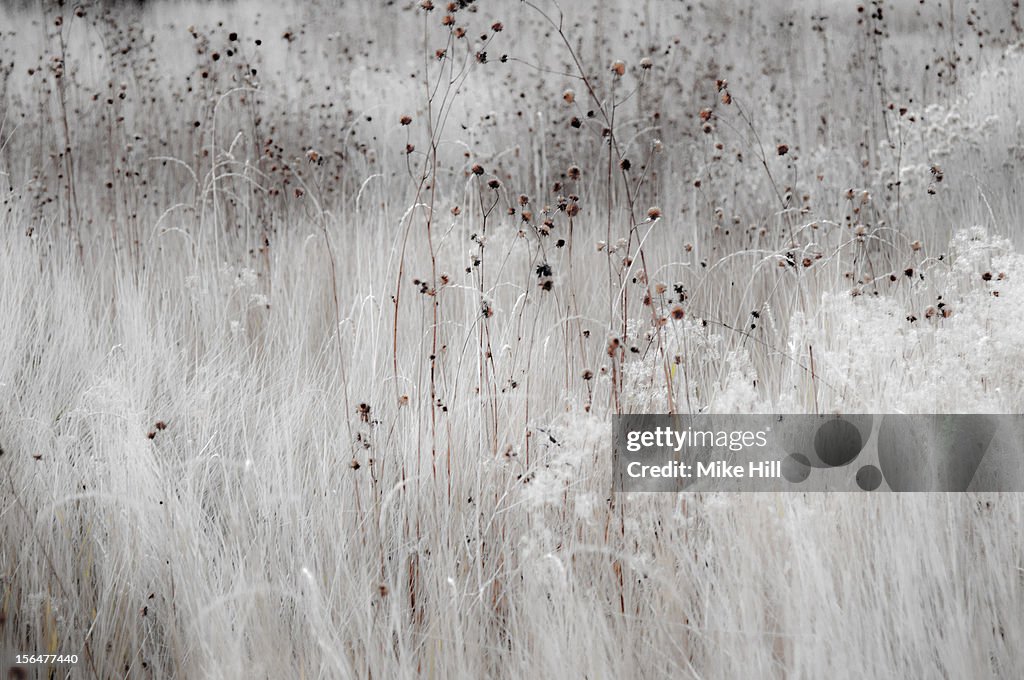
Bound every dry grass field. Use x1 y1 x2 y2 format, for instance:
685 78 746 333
2 0 1024 677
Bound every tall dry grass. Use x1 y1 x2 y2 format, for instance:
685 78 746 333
2 0 1024 677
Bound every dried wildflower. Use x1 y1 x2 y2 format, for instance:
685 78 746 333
647 206 662 221
611 60 626 76
400 115 412 125
491 21 504 32
911 240 922 251
442 14 455 25
776 144 789 156
582 369 594 381
619 158 631 171
155 421 167 430
566 202 579 217
398 394 410 407
699 108 713 122
639 57 653 69
349 460 361 470
488 178 500 189
670 306 685 320
454 26 466 38
721 90 732 105
357 403 371 422
567 165 581 180
563 89 575 104
471 163 484 175
420 0 434 10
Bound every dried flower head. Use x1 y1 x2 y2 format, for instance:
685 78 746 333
610 60 626 76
